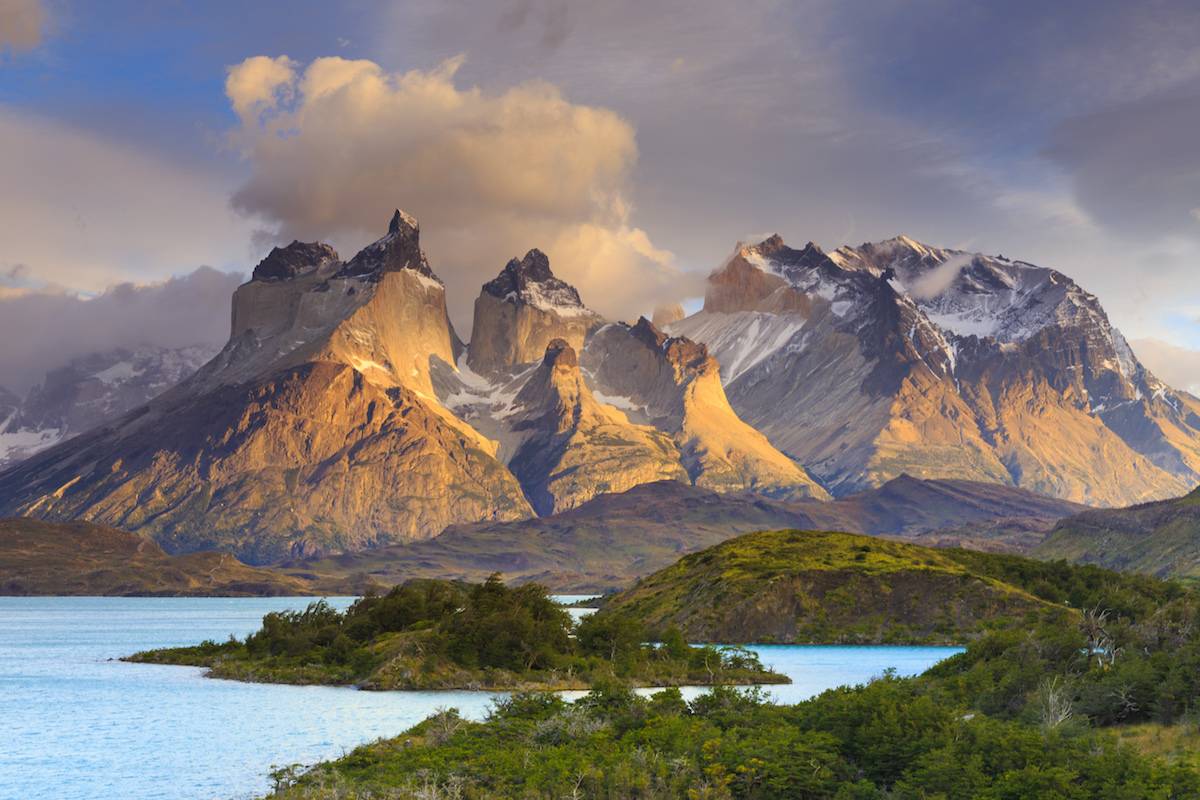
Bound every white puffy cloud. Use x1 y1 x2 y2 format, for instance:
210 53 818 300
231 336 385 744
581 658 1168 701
225 55 297 123
225 54 690 330
0 0 44 52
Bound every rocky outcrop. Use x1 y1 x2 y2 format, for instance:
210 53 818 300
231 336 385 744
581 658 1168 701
583 318 829 500
670 235 1200 506
505 339 686 515
466 249 603 374
252 241 339 281
600 529 1059 644
0 211 532 563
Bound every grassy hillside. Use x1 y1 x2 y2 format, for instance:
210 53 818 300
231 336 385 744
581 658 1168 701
1036 486 1200 578
0 518 327 596
600 529 1169 645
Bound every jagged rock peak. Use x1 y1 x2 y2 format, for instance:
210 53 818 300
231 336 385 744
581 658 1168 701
738 236 834 279
252 241 340 281
630 316 669 349
389 208 418 235
875 234 936 255
482 248 589 314
751 233 787 256
338 209 438 281
631 317 711 372
542 338 578 368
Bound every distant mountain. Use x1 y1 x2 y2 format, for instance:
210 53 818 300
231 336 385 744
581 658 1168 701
1036 485 1200 578
0 345 217 468
0 518 324 596
437 249 828 510
0 212 532 563
669 235 1200 506
3 213 1183 564
280 477 1082 592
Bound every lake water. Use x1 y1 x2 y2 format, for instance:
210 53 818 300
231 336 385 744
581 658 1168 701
0 596 962 800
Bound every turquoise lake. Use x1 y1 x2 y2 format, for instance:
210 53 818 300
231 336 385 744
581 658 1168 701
0 596 963 800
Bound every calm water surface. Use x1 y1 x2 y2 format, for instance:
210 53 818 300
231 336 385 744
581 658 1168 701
0 596 961 800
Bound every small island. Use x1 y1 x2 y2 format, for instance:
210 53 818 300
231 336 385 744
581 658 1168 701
125 576 787 691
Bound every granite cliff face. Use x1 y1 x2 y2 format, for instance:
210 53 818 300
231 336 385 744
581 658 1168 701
442 253 829 509
466 249 603 375
582 318 829 500
0 212 531 563
505 339 686 514
670 235 1200 506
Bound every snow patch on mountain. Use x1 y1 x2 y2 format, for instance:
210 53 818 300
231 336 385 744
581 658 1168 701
504 280 594 317
669 311 807 383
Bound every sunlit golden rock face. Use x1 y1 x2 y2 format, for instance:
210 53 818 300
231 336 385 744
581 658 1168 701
504 338 687 515
0 211 532 563
466 249 604 375
582 318 830 502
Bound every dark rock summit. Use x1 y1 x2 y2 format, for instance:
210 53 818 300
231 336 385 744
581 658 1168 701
482 248 580 305
541 337 577 368
339 209 437 280
466 249 601 373
252 241 339 281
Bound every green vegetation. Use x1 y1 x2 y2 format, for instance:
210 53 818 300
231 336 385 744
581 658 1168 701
265 557 1200 799
266 680 1200 799
126 576 785 690
600 530 1104 645
1036 487 1200 579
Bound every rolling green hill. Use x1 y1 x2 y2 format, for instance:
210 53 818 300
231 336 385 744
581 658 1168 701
601 529 1106 644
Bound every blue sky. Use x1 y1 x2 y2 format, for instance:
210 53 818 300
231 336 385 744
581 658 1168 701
1 0 1199 383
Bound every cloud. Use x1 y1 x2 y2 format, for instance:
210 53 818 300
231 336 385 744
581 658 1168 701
225 55 297 123
225 54 689 330
0 108 257 293
367 0 1200 347
907 253 975 300
0 267 242 394
1130 338 1200 397
0 0 44 52
1045 87 1200 238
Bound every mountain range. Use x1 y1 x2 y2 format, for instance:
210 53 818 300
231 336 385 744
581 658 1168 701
0 345 218 468
277 477 1083 592
670 235 1200 506
0 209 1195 565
